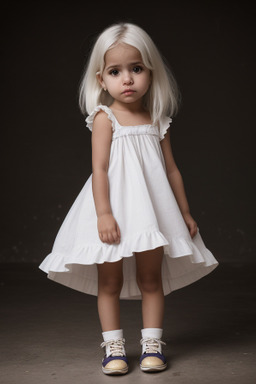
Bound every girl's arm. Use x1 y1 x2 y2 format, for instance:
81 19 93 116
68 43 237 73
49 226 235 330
160 130 197 238
91 111 121 244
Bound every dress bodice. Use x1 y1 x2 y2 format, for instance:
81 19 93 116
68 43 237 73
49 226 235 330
85 105 172 141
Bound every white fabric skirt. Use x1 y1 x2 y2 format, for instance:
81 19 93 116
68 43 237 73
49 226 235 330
39 126 218 299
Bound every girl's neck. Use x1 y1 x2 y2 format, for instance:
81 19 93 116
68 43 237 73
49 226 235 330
110 100 144 113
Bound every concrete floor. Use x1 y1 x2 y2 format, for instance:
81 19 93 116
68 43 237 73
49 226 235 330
0 262 255 384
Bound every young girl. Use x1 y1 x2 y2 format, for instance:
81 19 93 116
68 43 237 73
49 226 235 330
39 22 218 375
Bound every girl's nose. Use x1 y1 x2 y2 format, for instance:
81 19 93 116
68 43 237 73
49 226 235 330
123 72 134 85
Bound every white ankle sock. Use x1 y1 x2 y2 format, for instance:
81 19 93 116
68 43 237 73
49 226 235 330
102 329 123 342
141 328 163 340
141 328 164 355
102 329 125 357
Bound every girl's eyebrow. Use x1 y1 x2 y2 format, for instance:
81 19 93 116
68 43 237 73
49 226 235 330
105 61 144 71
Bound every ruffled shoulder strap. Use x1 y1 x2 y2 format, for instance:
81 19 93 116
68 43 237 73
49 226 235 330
85 105 116 132
159 116 172 141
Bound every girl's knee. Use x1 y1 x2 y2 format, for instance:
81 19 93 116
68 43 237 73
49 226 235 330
97 260 123 296
99 276 123 296
136 273 162 294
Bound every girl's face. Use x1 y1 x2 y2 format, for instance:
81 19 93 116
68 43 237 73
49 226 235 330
98 43 151 107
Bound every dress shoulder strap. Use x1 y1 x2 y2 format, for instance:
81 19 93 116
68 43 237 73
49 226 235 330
85 105 116 132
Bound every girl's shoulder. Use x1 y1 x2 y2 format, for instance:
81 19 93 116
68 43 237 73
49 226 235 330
85 105 115 132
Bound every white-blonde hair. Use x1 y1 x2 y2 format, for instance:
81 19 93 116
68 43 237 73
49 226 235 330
79 22 180 124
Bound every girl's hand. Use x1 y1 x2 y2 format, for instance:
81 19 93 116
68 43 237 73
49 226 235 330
183 212 198 238
97 213 121 244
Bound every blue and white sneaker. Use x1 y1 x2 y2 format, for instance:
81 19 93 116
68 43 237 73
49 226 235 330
101 338 128 375
140 337 167 372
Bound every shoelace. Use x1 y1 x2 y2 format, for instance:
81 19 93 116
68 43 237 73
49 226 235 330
140 337 166 354
101 338 126 357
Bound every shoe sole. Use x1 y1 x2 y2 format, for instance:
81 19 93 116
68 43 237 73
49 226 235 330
140 363 167 372
102 366 129 375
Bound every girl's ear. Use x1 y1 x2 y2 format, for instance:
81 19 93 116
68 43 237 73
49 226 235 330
96 72 106 91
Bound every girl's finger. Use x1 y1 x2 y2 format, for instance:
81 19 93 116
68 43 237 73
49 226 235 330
116 224 121 238
107 232 115 244
100 233 106 243
114 232 120 244
191 226 197 238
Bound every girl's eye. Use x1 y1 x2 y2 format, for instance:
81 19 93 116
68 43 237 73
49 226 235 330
109 69 119 76
133 66 143 73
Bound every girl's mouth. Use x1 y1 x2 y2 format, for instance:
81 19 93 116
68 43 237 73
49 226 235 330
122 89 135 95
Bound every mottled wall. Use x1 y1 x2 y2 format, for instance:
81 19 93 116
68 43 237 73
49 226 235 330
1 0 254 263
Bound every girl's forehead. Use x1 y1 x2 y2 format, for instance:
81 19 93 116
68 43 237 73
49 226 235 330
104 43 142 65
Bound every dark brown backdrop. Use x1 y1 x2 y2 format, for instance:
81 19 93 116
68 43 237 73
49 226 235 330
1 0 255 264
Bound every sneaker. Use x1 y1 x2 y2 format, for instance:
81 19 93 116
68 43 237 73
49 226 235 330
101 338 128 375
140 337 167 372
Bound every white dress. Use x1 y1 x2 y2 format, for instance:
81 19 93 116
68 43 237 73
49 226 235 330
39 105 218 299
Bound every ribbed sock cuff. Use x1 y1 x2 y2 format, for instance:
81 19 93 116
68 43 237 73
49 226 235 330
102 329 123 342
141 328 163 339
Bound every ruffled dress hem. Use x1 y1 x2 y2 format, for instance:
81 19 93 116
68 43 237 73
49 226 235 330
39 228 218 299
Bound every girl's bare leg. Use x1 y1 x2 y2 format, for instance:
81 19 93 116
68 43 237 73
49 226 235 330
135 246 164 328
97 259 123 332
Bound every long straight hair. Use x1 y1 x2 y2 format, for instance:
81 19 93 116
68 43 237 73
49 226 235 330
79 23 180 124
